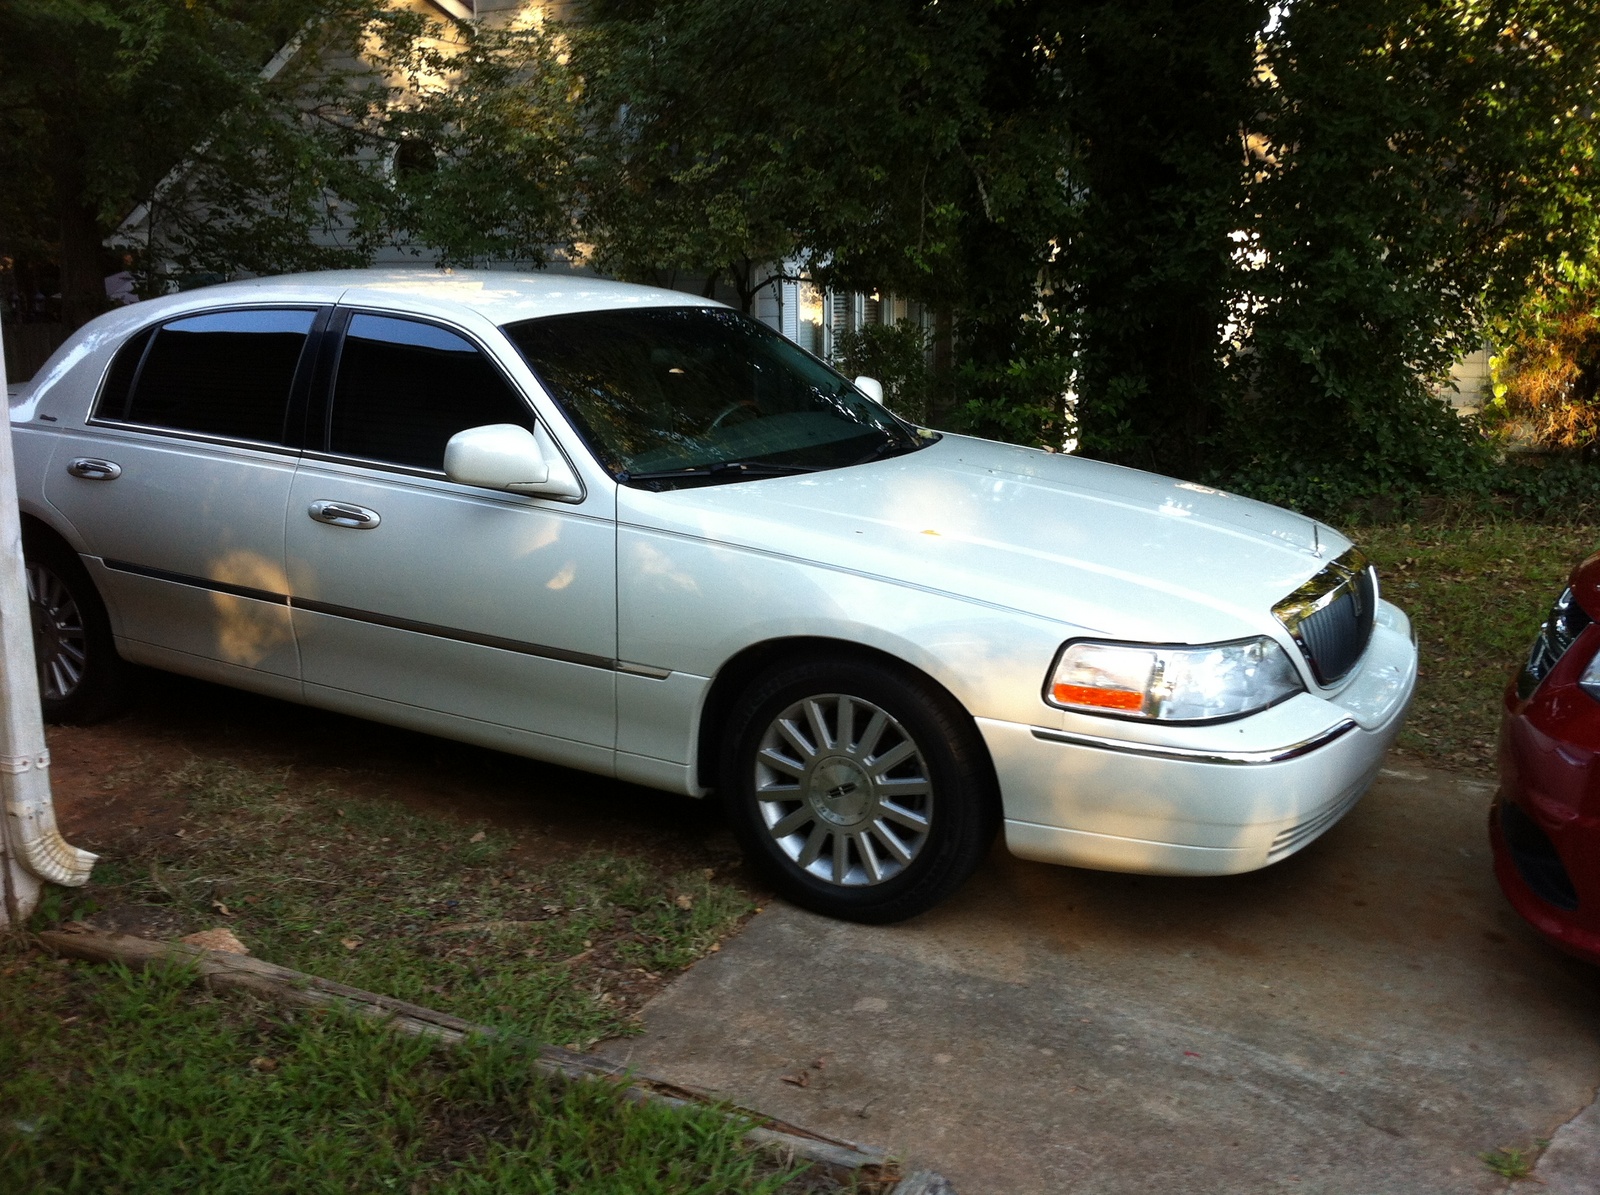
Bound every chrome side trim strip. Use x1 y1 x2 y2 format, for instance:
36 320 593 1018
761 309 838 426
1029 719 1359 765
105 558 289 606
101 557 617 672
292 597 615 672
615 661 672 679
83 417 303 457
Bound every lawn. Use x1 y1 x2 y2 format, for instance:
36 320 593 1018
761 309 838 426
1 959 812 1194
1354 520 1600 771
1 756 837 1193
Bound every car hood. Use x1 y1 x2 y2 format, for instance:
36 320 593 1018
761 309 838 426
618 434 1351 643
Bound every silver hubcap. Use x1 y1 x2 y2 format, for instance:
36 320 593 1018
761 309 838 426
754 693 933 887
26 563 87 701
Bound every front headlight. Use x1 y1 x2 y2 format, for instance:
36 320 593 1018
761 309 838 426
1577 650 1600 702
1045 637 1305 722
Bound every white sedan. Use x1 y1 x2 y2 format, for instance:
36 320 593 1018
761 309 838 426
8 271 1417 921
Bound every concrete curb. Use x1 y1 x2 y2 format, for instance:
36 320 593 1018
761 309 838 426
36 924 957 1193
1528 1091 1600 1193
892 1172 960 1195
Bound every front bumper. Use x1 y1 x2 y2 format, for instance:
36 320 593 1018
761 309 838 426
983 600 1416 875
1491 621 1600 964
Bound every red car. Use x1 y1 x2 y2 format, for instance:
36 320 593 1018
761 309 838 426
1493 551 1600 963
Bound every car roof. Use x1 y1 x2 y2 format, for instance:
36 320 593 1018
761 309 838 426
135 269 725 325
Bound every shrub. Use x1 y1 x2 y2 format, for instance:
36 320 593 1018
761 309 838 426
833 321 936 424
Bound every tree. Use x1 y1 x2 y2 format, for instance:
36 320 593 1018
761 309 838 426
146 3 579 279
1483 253 1600 455
569 1 1281 453
568 0 1600 509
571 0 1072 441
0 0 577 328
572 2 1032 308
9 0 1595 509
0 1 311 326
1215 0 1600 504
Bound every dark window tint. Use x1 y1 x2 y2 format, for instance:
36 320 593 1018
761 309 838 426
328 314 532 470
96 325 155 420
120 309 315 443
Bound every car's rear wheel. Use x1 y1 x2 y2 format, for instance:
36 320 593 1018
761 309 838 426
719 656 998 923
22 533 128 724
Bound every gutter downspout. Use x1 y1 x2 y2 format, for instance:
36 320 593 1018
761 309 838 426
0 313 95 928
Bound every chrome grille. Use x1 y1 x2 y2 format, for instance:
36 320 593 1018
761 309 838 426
1274 547 1377 686
1517 587 1591 700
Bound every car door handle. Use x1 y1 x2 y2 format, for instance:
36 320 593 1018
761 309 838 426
66 457 122 481
308 500 381 530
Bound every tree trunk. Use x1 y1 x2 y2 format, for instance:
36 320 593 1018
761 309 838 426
56 185 106 332
928 306 956 426
730 260 756 314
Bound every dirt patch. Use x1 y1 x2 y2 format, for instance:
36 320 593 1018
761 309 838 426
48 668 760 886
41 667 773 1028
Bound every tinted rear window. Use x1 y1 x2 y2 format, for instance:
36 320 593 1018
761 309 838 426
107 308 315 443
98 326 154 418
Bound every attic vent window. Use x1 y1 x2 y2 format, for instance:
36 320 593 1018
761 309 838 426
394 139 439 180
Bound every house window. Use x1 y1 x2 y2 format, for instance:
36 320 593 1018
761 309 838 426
393 139 439 181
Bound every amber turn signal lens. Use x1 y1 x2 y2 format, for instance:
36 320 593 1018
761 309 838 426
1051 683 1143 711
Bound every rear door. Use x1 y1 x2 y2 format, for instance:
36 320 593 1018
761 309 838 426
42 307 320 694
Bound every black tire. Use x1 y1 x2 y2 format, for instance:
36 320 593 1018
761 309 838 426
21 530 129 724
718 655 999 923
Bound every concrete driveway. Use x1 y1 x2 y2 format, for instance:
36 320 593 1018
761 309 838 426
599 766 1600 1193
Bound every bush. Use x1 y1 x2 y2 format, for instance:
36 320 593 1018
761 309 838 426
1227 451 1600 528
1483 288 1600 455
832 321 935 423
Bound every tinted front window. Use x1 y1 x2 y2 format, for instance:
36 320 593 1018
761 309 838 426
328 314 532 470
115 309 315 443
502 308 917 482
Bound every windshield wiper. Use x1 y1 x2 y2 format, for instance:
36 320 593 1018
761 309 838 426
618 460 818 485
851 433 928 466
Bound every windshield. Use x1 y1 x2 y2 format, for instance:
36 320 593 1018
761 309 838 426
501 306 923 485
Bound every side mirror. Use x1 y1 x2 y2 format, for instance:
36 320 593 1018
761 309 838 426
444 423 550 492
854 376 885 403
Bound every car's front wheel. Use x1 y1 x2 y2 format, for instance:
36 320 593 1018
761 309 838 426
22 533 128 724
719 656 998 923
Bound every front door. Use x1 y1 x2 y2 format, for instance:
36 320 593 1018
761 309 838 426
285 311 617 771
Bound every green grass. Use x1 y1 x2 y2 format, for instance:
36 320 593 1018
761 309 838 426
0 955 806 1193
1479 1140 1548 1181
3 754 831 1193
1353 522 1600 771
70 756 755 1048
